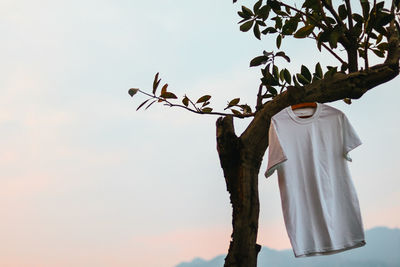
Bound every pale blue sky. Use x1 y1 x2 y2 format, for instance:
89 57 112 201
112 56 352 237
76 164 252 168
1 1 399 267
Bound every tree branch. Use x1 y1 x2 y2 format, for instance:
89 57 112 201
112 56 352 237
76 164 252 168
311 32 346 64
321 0 347 30
241 27 400 159
344 0 353 30
135 89 256 118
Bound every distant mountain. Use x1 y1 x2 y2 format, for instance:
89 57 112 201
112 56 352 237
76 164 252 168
176 227 400 267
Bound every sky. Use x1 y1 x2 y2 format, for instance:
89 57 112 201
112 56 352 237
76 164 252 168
1 0 399 267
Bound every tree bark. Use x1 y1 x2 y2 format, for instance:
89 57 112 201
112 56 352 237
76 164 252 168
216 116 262 267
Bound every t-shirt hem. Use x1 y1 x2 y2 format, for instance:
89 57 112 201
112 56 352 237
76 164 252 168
294 239 366 258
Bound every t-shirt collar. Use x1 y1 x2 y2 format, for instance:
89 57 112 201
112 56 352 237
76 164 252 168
286 103 322 124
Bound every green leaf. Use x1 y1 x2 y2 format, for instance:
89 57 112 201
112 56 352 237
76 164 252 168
267 86 278 95
376 1 384 11
293 75 302 88
242 5 254 16
329 29 341 49
273 65 279 80
285 5 291 14
279 69 285 82
283 69 291 84
352 13 364 23
160 92 178 99
350 22 363 39
250 55 268 67
340 62 348 73
253 0 262 13
253 23 261 40
274 16 282 29
182 96 189 107
202 101 210 107
302 0 319 9
275 51 290 62
128 88 139 97
261 71 279 86
377 13 394 27
240 20 254 32
201 107 213 113
268 0 281 11
373 25 388 36
319 29 331 43
315 62 323 79
282 17 299 35
137 99 150 111
377 42 388 50
325 66 338 77
301 65 312 82
258 5 271 20
274 10 288 16
196 95 211 103
152 72 160 94
338 4 347 20
326 16 336 25
369 32 378 39
361 0 370 20
240 104 252 114
276 34 282 49
228 98 240 108
257 20 267 27
238 11 250 20
262 27 277 34
293 24 314 38
296 73 310 85
372 49 385 57
231 109 242 116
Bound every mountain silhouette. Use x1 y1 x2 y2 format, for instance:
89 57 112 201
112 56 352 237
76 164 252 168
176 226 400 267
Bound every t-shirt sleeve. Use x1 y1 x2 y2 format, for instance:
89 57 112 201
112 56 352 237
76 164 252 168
342 113 362 162
265 121 287 178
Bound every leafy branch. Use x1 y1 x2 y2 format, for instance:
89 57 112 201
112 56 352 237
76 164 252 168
129 73 256 118
237 0 395 72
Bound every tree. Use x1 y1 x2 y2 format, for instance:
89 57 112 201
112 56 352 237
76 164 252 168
129 1 400 266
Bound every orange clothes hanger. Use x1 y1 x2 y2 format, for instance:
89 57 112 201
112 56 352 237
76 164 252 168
291 102 317 110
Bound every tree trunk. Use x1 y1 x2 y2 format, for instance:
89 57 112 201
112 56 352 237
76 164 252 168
216 116 263 267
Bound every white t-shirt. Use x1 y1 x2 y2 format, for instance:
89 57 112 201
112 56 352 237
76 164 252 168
265 103 365 257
